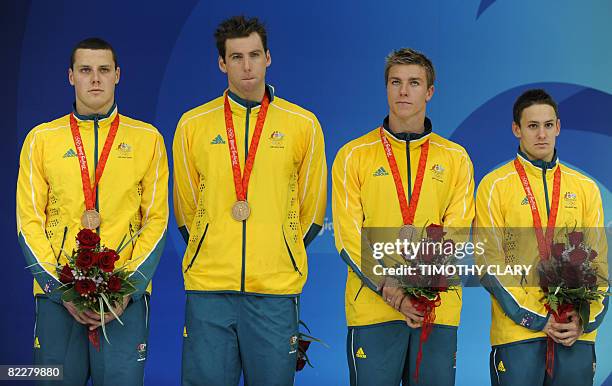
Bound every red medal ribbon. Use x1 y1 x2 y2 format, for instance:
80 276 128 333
544 303 573 378
88 329 101 351
411 294 441 383
513 158 561 260
69 113 120 211
379 127 429 225
223 92 270 202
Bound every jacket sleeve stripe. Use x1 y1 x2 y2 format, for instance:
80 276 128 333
307 161 326 230
27 134 45 233
340 248 377 292
302 223 322 248
342 140 380 210
481 273 549 329
18 232 61 301
144 140 163 222
585 294 609 333
180 131 197 207
129 230 167 300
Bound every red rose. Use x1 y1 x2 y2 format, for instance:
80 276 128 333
568 248 588 266
419 247 435 264
584 273 597 287
58 265 74 284
561 265 582 287
98 252 117 272
296 339 311 371
442 239 455 256
107 276 122 292
74 279 96 295
551 243 565 260
107 249 120 261
567 231 583 248
538 261 558 290
296 358 306 371
589 249 598 261
76 229 100 249
299 339 311 352
432 275 448 291
426 224 446 242
75 250 98 270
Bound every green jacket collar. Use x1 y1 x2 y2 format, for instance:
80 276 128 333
382 116 433 142
72 102 117 121
227 84 275 109
517 147 558 170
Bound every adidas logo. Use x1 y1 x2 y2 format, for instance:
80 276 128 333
373 167 389 177
355 347 367 359
34 336 40 349
63 148 77 158
497 360 506 372
211 135 226 145
183 326 188 338
521 197 529 205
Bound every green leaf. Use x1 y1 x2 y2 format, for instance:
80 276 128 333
299 320 312 334
61 288 81 303
99 297 110 345
298 333 330 348
116 223 148 254
100 293 124 326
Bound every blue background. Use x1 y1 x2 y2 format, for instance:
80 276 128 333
1 1 611 385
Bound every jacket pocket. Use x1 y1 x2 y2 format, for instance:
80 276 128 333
184 224 209 273
282 230 302 276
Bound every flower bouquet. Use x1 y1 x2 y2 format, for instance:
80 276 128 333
55 229 139 349
397 223 461 382
295 320 328 372
537 228 609 377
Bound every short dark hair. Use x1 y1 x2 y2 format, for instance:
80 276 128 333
214 16 268 60
513 89 559 125
70 37 118 69
385 48 435 87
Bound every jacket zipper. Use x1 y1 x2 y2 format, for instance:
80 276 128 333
283 232 303 276
240 106 250 292
185 224 209 272
94 116 100 233
406 141 412 200
56 226 68 263
542 164 551 218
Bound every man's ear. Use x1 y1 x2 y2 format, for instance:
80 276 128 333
511 121 522 139
218 56 227 74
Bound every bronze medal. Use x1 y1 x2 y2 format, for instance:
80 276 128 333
81 209 101 230
398 224 417 242
231 200 251 221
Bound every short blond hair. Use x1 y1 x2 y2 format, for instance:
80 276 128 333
384 48 435 87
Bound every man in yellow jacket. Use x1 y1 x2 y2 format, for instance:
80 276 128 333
331 48 475 386
16 38 168 385
475 89 608 386
173 16 326 385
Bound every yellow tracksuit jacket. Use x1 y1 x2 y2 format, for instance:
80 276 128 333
172 86 327 295
475 151 608 346
332 118 475 327
16 104 169 301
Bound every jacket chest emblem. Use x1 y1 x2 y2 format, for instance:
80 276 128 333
563 191 577 209
117 142 133 159
430 164 445 182
269 131 285 148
